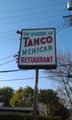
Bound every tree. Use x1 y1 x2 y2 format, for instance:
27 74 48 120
39 89 69 120
10 86 34 107
9 87 23 107
22 86 34 106
46 51 72 109
39 89 59 116
0 86 14 106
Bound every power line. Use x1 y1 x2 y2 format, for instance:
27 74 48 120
0 9 65 20
0 53 17 61
0 39 18 46
56 20 68 33
0 63 72 73
0 19 62 42
0 18 62 37
0 77 34 82
0 11 64 38
0 59 15 67
0 21 68 65
0 3 65 14
0 55 13 61
0 17 69 65
0 77 47 82
0 10 64 37
0 24 64 46
0 69 21 73
0 2 66 39
0 14 62 27
0 76 65 82
0 22 68 67
0 74 70 82
0 20 58 34
0 23 61 46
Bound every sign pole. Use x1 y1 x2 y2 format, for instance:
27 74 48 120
33 68 39 120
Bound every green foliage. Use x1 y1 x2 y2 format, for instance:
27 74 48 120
39 89 69 120
55 104 69 120
9 87 23 107
39 89 59 105
39 89 59 115
0 112 62 120
0 86 69 120
9 86 34 107
0 86 14 106
38 115 62 120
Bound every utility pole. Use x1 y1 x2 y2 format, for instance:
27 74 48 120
67 0 72 11
33 69 39 120
62 0 72 26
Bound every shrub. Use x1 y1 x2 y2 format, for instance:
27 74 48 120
0 112 62 120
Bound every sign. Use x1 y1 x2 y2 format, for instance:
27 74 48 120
18 28 56 69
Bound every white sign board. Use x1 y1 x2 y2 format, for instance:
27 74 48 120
18 28 56 69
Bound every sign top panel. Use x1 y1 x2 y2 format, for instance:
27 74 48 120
18 28 56 69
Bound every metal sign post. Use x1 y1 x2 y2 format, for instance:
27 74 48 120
33 68 39 120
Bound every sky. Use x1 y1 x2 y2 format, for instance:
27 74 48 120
0 0 72 90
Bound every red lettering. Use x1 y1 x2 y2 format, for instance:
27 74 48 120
28 39 33 47
20 56 53 63
23 37 29 47
23 36 52 47
21 57 24 63
40 37 46 44
34 38 39 46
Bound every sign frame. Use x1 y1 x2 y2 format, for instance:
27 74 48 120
18 28 57 69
